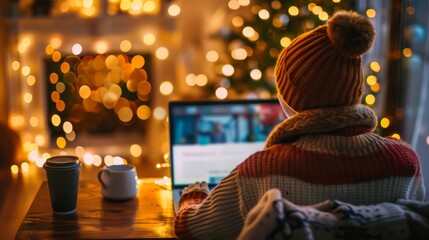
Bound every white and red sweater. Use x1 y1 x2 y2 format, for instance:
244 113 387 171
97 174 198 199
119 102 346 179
174 105 425 240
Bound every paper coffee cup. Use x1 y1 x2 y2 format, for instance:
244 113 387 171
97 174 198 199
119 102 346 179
44 155 81 214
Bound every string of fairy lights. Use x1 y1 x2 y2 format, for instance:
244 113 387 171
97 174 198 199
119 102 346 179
7 0 429 175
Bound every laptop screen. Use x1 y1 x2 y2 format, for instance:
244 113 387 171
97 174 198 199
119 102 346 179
168 99 285 187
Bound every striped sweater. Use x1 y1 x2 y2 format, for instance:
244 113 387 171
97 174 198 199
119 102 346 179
174 105 425 240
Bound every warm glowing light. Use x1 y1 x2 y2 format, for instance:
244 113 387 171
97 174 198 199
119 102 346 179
56 100 66 112
21 162 30 172
56 82 66 93
50 37 62 49
104 155 115 166
105 55 118 70
242 26 255 38
153 107 166 120
120 40 132 52
50 95 62 109
137 105 151 120
79 85 91 99
63 121 73 134
9 115 25 128
52 51 62 62
56 137 67 149
61 62 70 73
24 93 33 103
250 69 262 80
318 11 329 21
132 55 145 68
185 74 196 86
143 0 157 13
280 37 292 48
136 80 151 97
93 155 102 167
222 64 234 76
155 47 169 60
143 33 156 45
228 0 240 10
426 136 429 145
26 75 36 86
80 5 97 17
51 114 61 127
370 83 380 92
30 117 39 127
380 118 390 128
110 87 123 102
258 9 270 20
392 134 401 140
370 62 381 72
46 45 55 55
95 41 108 54
288 6 299 16
403 48 412 57
11 165 19 174
118 107 133 122
312 6 322 15
21 66 31 76
232 16 244 27
168 4 180 16
272 0 281 9
35 135 45 146
366 75 377 85
66 131 76 141
365 94 376 105
50 73 59 84
366 9 376 18
130 144 142 157
195 74 208 86
75 146 86 158
12 61 20 70
215 87 228 99
72 43 83 55
160 81 173 95
238 0 250 6
231 48 247 60
18 38 31 53
206 50 219 62
83 153 94 165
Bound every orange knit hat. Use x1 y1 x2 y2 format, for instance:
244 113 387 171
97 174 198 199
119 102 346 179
274 11 375 112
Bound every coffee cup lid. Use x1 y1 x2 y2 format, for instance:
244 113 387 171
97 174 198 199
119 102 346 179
44 155 80 168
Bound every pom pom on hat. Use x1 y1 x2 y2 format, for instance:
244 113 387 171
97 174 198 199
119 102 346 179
274 11 375 112
327 11 375 57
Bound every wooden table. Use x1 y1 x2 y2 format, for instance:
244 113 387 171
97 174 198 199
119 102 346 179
16 179 177 239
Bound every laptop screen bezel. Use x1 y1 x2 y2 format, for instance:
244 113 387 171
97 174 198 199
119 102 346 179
168 98 281 189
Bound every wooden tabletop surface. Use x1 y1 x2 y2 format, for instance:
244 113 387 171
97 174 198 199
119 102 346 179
16 178 177 239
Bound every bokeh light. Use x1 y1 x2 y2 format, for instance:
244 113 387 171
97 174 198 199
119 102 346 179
168 4 180 17
160 81 173 95
130 144 143 157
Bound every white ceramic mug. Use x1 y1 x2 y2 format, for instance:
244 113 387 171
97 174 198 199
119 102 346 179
97 164 138 200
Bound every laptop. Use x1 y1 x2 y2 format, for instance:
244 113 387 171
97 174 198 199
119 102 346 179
168 99 286 212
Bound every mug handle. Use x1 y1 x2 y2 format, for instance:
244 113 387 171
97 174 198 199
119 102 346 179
97 169 110 189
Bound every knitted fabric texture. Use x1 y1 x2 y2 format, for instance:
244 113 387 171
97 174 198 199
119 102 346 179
237 189 429 240
274 11 376 111
174 105 425 240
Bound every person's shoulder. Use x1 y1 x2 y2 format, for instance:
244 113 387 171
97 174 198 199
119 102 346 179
236 144 295 177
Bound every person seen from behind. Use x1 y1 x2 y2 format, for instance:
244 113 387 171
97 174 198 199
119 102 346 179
174 10 426 240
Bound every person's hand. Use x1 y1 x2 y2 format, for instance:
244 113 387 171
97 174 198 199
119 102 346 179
182 181 210 196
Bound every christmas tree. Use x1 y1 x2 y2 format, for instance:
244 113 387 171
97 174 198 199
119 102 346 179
211 0 355 99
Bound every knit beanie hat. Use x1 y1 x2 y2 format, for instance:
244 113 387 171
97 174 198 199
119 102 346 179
275 11 375 112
